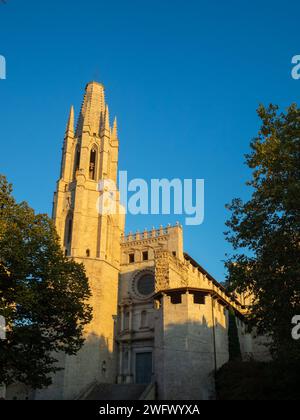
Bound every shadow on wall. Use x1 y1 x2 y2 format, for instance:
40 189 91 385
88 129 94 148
6 332 114 401
154 316 229 401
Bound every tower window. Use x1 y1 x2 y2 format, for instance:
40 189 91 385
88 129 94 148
170 292 182 305
193 292 205 305
67 219 73 244
86 249 90 258
74 146 80 177
142 251 148 261
89 149 97 180
129 253 135 264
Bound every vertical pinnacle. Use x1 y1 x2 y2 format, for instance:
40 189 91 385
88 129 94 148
112 116 118 140
66 105 75 136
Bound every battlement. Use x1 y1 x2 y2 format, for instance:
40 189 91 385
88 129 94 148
121 223 182 244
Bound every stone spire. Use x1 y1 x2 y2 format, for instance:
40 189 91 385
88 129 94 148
65 105 75 136
105 105 110 130
105 104 110 133
76 81 105 136
112 116 118 140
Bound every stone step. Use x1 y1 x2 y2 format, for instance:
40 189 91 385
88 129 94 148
84 383 148 401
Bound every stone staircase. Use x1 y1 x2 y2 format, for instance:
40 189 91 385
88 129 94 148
82 383 148 400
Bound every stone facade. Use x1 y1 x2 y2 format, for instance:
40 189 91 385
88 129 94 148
35 82 124 400
27 82 269 400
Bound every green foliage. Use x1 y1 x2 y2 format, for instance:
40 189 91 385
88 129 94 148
216 361 300 400
228 311 242 361
0 175 92 389
225 104 300 361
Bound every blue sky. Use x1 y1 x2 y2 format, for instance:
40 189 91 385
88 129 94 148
0 0 299 281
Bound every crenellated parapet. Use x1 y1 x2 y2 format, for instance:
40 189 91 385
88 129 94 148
120 223 184 264
121 223 181 244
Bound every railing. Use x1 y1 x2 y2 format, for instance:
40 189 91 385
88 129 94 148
74 381 97 400
139 382 156 400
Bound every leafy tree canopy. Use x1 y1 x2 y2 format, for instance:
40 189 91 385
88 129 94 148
0 175 92 388
225 104 300 361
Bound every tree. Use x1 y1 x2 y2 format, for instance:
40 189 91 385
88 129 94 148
0 175 92 388
225 104 300 361
228 310 242 362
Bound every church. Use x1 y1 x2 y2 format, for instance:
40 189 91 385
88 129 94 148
32 81 268 400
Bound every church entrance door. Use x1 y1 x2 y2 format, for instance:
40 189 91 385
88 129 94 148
135 352 152 384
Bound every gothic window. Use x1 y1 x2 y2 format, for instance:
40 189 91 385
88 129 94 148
75 147 80 171
73 146 80 178
89 148 97 180
66 218 73 245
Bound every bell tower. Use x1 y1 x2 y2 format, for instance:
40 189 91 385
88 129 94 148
49 82 125 400
53 81 123 264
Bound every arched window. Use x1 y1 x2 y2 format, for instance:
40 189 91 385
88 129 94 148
86 249 90 258
64 216 73 255
74 146 80 178
67 219 73 244
66 218 73 245
89 148 97 180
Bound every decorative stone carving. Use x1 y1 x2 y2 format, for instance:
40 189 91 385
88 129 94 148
154 250 170 292
154 250 189 291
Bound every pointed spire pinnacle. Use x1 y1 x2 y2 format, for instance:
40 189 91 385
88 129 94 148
112 116 118 140
66 105 75 136
76 81 105 136
105 104 110 130
103 104 110 136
